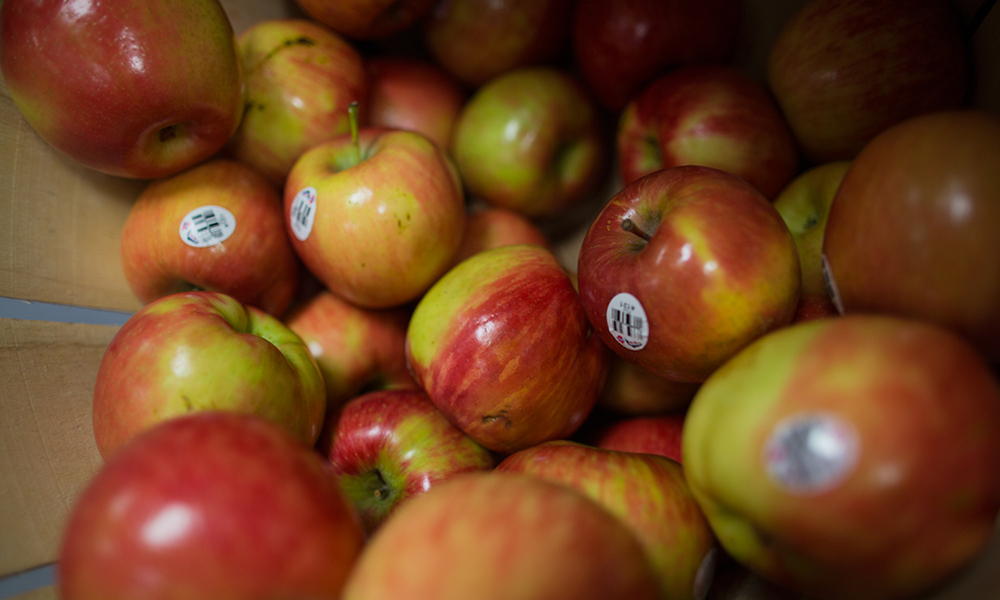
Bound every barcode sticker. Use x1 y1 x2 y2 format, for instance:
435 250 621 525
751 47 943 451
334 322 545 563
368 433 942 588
289 187 317 241
606 292 649 351
763 412 859 495
821 254 845 315
178 205 236 248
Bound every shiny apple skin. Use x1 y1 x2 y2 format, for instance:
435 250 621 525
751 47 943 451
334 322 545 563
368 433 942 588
595 414 686 463
822 110 1000 361
59 412 365 600
295 0 435 40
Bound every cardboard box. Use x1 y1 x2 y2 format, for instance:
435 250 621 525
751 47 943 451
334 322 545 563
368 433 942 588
1 0 998 598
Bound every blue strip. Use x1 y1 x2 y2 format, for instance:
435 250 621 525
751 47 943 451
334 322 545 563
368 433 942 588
0 296 132 326
0 563 56 599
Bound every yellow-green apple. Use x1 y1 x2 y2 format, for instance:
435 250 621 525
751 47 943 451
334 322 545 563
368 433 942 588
341 472 663 600
450 67 607 219
497 440 716 599
284 124 466 309
0 0 243 179
822 110 1000 361
617 64 798 200
572 0 742 112
284 290 417 412
767 0 969 163
120 158 300 318
59 412 365 600
294 0 435 40
422 0 576 87
225 19 367 186
598 354 701 415
594 414 686 463
577 166 801 383
366 56 466 151
450 206 553 267
682 315 1000 600
318 388 495 534
92 291 326 459
406 244 610 454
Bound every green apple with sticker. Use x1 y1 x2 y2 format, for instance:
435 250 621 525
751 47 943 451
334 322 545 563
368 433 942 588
681 314 1000 600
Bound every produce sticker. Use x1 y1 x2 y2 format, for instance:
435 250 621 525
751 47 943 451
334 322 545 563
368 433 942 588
763 412 860 495
290 187 318 241
606 292 649 350
178 205 236 248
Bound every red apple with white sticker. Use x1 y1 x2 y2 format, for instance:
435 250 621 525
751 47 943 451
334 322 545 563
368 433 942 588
120 158 300 318
319 388 495 534
294 0 435 39
577 166 801 383
594 414 686 463
59 412 365 600
618 64 798 199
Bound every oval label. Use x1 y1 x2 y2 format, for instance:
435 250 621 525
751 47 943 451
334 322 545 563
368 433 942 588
763 412 860 495
289 186 318 241
606 292 649 351
178 205 236 248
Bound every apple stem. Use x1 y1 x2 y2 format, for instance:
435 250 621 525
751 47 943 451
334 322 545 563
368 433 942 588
621 218 651 242
349 101 361 165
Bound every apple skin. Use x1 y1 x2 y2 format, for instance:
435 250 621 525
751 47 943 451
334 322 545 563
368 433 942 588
767 0 969 163
318 388 495 534
577 166 801 383
790 294 839 325
120 158 300 318
497 440 716 600
225 19 367 187
0 0 243 179
617 64 799 200
341 472 663 600
822 110 1000 361
598 354 700 415
366 56 466 151
771 161 851 297
422 0 576 87
450 207 553 267
284 127 466 309
58 412 365 600
294 0 435 40
681 315 1000 600
450 67 607 219
594 414 686 463
92 291 326 460
284 290 417 412
406 244 610 454
572 0 742 112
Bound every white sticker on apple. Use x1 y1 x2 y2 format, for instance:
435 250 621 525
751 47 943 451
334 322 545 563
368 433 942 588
763 412 860 495
289 187 318 241
606 292 649 351
821 254 846 315
178 205 236 248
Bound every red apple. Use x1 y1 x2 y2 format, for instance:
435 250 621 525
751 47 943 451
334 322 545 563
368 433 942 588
497 440 716 599
594 414 686 463
59 412 365 600
767 0 969 163
319 388 495 534
406 244 610 454
294 0 435 40
822 110 1000 361
225 19 367 186
617 64 798 200
598 354 700 415
366 56 466 151
422 0 576 87
92 291 326 459
577 166 801 383
572 0 742 112
0 0 244 179
340 472 663 600
790 293 839 324
450 206 553 267
284 125 466 309
682 315 1000 600
120 158 300 318
284 290 417 411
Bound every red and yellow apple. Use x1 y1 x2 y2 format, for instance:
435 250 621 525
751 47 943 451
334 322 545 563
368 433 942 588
450 206 553 267
294 0 435 40
594 414 686 463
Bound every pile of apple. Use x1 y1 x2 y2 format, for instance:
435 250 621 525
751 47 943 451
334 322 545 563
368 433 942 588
3 0 1000 599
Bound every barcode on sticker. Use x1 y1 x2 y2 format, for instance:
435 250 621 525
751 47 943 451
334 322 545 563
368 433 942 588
606 292 649 351
610 308 645 337
179 205 236 248
290 187 317 241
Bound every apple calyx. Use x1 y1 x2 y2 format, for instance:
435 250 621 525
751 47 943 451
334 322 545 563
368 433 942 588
341 467 396 532
621 218 652 242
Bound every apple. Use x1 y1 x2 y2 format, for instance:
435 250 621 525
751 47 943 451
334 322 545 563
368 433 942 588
92 291 326 459
577 166 801 383
572 0 742 112
767 0 969 163
225 18 367 187
617 64 799 200
340 472 663 600
318 388 495 534
120 158 300 318
284 290 417 411
0 0 243 179
406 244 610 454
450 67 607 219
294 0 435 40
497 440 717 600
593 414 686 463
284 121 466 309
366 56 466 151
422 0 576 87
598 354 700 415
59 412 365 600
771 161 852 298
822 110 1000 361
682 315 1000 600
450 206 553 267
790 293 839 325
